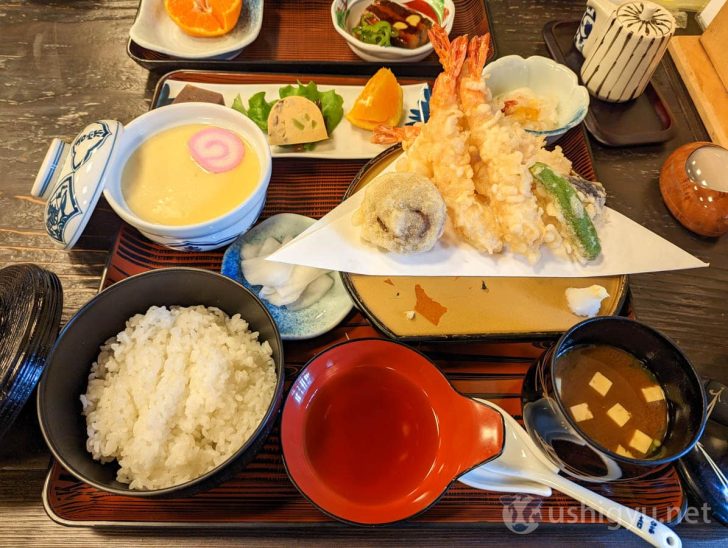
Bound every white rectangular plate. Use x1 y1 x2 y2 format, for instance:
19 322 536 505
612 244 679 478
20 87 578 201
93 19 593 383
158 78 430 160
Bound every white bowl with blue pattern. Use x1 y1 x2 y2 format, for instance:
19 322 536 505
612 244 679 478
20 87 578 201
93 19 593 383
221 213 354 340
32 102 271 251
483 55 589 146
31 121 123 249
103 102 272 252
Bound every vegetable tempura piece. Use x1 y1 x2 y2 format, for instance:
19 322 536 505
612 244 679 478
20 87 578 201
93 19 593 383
530 162 602 262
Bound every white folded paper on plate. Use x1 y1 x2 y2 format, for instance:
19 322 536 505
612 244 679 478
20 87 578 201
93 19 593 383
268 183 708 278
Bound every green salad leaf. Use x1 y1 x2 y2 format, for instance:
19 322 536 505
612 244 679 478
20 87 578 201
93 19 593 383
231 92 277 132
318 89 345 135
279 81 319 103
231 82 344 146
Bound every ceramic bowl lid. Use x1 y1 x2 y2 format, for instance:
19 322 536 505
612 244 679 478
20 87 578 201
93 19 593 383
31 120 123 249
0 264 63 440
616 1 675 37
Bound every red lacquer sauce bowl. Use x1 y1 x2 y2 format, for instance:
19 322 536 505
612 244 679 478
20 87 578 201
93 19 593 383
281 338 504 525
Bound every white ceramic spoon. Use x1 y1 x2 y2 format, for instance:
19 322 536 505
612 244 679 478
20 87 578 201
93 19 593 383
472 399 682 548
459 465 553 497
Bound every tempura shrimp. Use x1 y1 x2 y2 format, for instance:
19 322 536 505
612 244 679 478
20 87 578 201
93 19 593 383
391 34 502 252
371 124 421 146
453 33 549 261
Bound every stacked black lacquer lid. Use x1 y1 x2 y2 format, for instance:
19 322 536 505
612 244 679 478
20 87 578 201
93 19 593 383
0 264 62 440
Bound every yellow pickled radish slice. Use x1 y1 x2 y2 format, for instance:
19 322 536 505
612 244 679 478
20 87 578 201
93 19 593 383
346 68 404 131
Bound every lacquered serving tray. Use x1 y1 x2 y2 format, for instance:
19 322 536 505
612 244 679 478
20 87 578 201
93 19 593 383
127 0 494 76
43 70 684 524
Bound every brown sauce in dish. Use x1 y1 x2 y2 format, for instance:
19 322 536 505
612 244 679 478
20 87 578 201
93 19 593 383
555 344 668 458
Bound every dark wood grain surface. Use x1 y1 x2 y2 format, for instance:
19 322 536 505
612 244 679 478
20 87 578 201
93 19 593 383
0 0 725 545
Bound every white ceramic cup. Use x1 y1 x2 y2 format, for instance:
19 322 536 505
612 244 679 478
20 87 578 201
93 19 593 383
576 0 675 103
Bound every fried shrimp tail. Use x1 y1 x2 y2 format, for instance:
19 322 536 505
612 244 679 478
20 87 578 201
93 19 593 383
396 30 502 253
371 124 421 145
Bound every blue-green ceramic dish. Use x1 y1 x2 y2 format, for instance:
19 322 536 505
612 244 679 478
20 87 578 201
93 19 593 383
222 213 353 340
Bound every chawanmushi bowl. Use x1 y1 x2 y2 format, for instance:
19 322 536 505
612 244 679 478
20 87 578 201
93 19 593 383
32 102 272 251
521 316 707 483
103 102 272 251
37 268 284 498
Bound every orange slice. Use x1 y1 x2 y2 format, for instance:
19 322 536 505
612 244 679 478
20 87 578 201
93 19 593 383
346 68 404 131
164 0 242 38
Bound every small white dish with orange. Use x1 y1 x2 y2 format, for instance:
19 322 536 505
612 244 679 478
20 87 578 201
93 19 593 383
129 0 263 59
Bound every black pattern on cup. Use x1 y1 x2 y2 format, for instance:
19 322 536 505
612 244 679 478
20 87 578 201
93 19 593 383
578 0 675 103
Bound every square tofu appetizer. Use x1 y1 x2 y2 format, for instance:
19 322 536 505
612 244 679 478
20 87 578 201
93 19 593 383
607 403 631 427
588 371 612 396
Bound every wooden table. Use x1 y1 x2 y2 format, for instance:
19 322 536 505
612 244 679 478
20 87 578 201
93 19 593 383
0 1 725 545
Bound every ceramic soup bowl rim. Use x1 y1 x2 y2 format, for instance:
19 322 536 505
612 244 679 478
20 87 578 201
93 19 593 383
546 316 707 467
103 102 272 235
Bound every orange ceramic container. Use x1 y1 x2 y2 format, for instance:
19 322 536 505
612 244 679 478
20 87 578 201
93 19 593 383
660 141 728 237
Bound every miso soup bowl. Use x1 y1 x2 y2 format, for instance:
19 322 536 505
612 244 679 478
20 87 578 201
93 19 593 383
522 316 707 483
103 102 272 251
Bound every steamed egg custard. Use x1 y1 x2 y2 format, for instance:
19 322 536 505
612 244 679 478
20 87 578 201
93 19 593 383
122 124 260 226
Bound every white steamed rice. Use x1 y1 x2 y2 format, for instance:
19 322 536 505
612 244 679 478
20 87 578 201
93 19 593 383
80 305 276 490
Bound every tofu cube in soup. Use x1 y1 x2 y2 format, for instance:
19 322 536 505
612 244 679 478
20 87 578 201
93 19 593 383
629 429 653 454
641 385 665 403
570 403 594 422
607 403 631 427
615 444 635 458
588 371 612 396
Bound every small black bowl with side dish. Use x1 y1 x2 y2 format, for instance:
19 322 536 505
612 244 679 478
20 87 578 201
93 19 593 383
37 268 284 498
522 316 706 483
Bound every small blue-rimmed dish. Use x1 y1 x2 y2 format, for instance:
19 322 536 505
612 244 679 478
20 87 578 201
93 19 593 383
221 213 353 340
483 55 589 146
